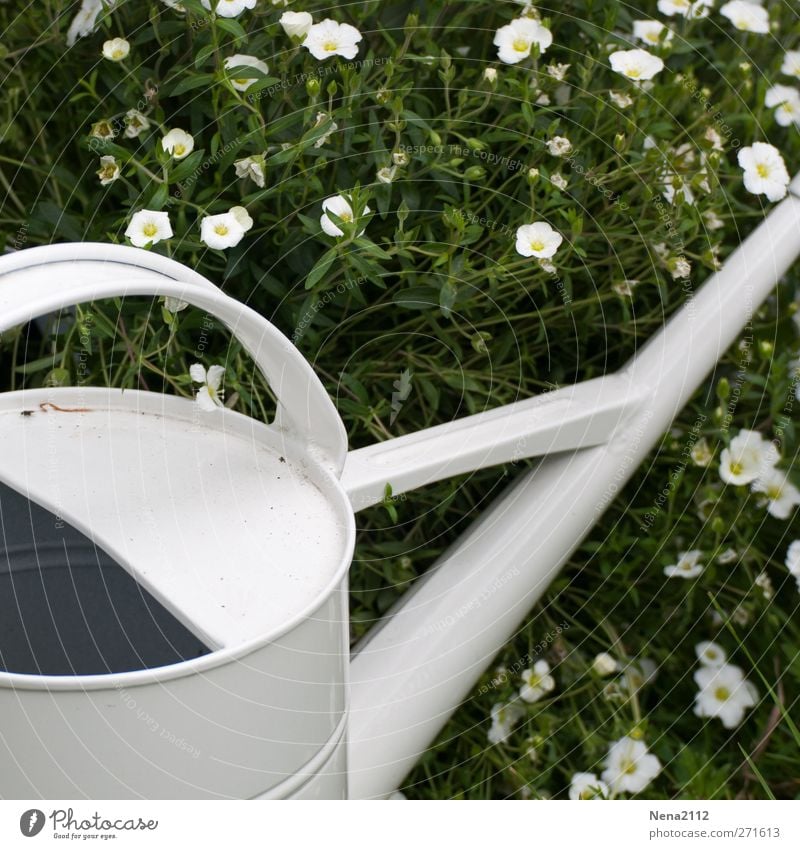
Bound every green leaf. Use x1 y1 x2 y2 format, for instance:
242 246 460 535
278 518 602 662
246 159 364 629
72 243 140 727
305 249 338 290
392 286 440 310
167 72 216 98
215 17 247 42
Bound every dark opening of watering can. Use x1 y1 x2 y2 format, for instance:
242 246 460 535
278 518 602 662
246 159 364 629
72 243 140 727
0 483 210 676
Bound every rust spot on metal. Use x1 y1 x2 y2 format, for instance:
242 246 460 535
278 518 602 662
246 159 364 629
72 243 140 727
39 402 91 414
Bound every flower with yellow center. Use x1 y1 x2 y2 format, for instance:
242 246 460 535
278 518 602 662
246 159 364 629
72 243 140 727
632 20 674 47
602 736 661 794
515 221 563 259
223 54 269 92
190 364 226 411
752 468 800 519
124 210 173 248
320 194 370 237
765 85 800 128
102 37 130 62
738 142 791 201
161 128 195 161
200 206 253 250
303 19 363 61
96 155 120 186
493 17 553 65
609 48 664 81
694 663 758 728
720 1 769 34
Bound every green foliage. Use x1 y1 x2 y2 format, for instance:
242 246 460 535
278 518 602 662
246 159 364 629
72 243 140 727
1 0 799 800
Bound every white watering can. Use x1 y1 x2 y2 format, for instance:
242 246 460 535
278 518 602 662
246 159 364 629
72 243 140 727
1 177 799 799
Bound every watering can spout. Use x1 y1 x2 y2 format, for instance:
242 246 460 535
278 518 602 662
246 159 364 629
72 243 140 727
342 373 647 510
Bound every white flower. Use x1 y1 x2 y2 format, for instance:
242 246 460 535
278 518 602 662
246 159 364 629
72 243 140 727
695 641 727 667
224 54 269 91
90 119 116 141
483 68 498 83
190 364 226 411
609 49 664 81
200 207 252 250
376 165 397 184
280 10 313 38
592 652 618 677
302 19 363 61
622 658 658 693
493 17 553 65
781 50 800 80
515 222 563 259
66 0 104 47
96 155 120 186
786 540 800 577
569 772 609 800
690 437 714 467
550 172 568 190
201 0 256 18
547 62 570 81
546 136 572 156
161 128 195 160
751 468 800 519
612 278 639 297
717 547 738 565
694 663 758 729
718 428 778 485
320 194 370 237
125 209 173 248
657 0 712 18
703 209 725 230
487 702 524 744
539 258 556 274
164 297 189 313
230 205 253 231
664 549 704 579
124 109 150 139
764 85 800 128
234 154 266 188
754 571 774 600
662 172 695 206
601 737 661 795
102 37 130 62
609 90 634 108
668 256 692 279
704 126 725 151
519 660 555 703
720 1 769 33
312 111 338 148
632 21 674 47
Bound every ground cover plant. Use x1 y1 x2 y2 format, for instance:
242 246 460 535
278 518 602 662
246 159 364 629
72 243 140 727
1 0 799 799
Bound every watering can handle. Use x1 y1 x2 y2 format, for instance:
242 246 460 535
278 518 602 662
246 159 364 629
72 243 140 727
0 243 348 472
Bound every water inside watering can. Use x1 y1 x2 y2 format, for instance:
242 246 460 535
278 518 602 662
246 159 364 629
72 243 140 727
0 483 210 676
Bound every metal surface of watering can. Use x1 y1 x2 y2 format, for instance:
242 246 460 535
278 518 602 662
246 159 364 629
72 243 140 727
0 242 633 800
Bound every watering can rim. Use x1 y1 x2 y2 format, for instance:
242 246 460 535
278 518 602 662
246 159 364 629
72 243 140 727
0 438 355 692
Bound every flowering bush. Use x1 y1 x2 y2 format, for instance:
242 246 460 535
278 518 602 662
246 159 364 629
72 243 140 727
1 0 800 799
